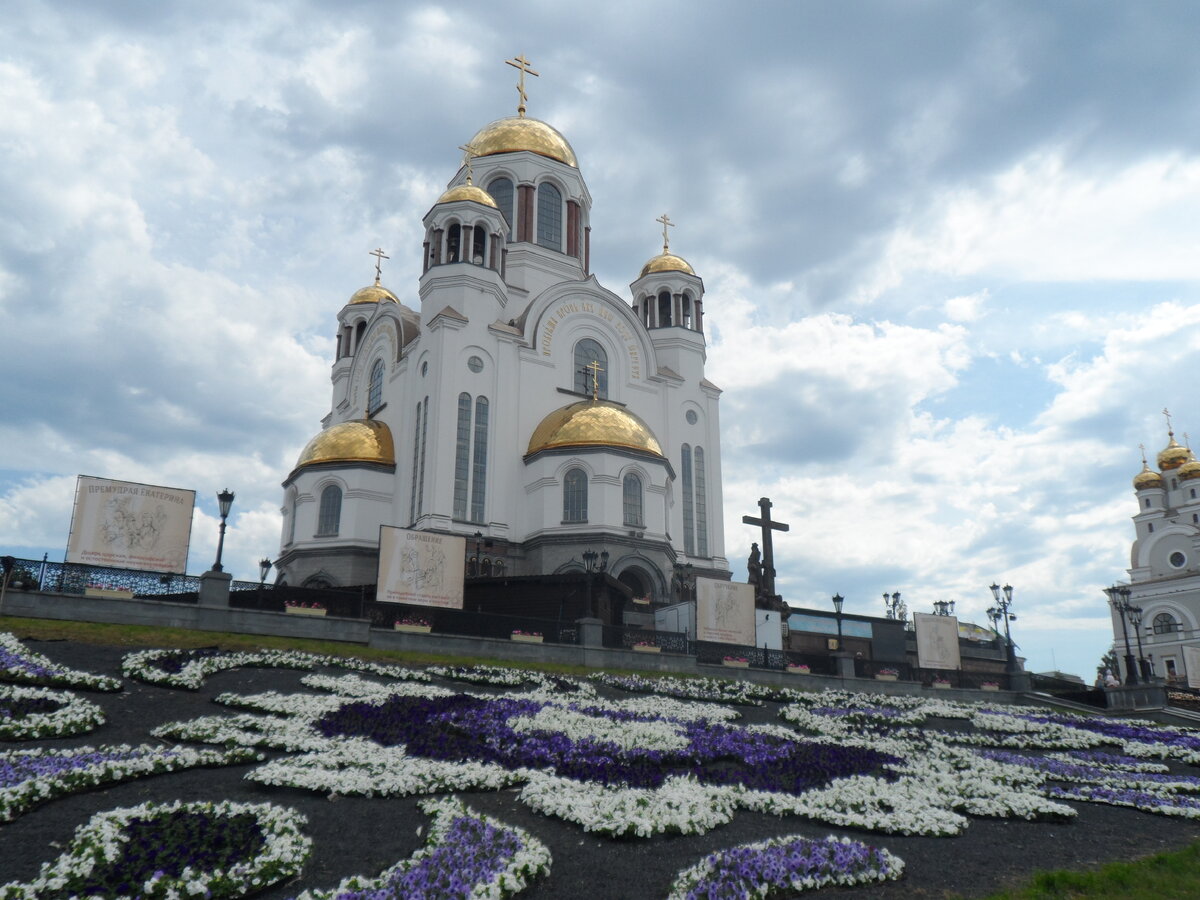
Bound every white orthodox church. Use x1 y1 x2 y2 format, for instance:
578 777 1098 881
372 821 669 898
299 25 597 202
1121 422 1200 682
274 69 730 607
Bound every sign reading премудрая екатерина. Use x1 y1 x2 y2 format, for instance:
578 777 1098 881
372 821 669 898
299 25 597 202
376 525 465 609
65 475 196 574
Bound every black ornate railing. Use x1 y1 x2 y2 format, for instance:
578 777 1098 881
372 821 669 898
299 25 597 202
1 556 203 601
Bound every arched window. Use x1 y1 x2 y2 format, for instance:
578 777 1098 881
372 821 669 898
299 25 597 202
471 396 489 522
494 559 505 576
563 468 588 523
472 225 487 265
410 396 429 523
453 393 472 520
367 360 385 414
481 558 493 577
657 290 673 327
452 392 489 523
694 446 709 556
1154 612 1180 634
537 183 562 251
446 224 461 263
573 339 608 398
488 177 514 231
623 473 644 527
316 485 342 536
681 444 694 555
682 293 693 329
354 321 366 352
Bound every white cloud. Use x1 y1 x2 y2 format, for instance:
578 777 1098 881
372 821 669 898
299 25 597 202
944 289 987 322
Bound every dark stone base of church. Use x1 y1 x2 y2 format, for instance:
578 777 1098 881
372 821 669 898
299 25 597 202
462 572 632 628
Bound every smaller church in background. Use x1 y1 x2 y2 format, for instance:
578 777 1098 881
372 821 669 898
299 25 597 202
274 56 731 621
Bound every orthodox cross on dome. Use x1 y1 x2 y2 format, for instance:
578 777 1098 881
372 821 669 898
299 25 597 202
458 143 477 185
742 497 789 603
505 53 539 118
1163 407 1175 436
369 247 389 285
1139 443 1148 465
656 212 674 254
584 359 604 401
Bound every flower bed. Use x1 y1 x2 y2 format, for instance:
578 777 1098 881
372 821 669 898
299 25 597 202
632 642 661 653
0 632 122 692
510 631 543 643
0 684 105 740
786 664 811 674
722 657 749 669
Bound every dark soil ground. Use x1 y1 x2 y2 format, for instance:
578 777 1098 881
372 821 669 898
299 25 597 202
3 638 1199 899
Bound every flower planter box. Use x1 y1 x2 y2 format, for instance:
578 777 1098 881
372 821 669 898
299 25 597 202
981 684 1000 692
874 674 898 682
511 633 543 643
722 660 749 669
632 645 661 653
932 682 952 690
785 666 811 675
394 624 432 634
84 587 135 599
285 607 327 617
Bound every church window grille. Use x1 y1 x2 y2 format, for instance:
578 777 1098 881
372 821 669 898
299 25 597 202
316 485 342 536
453 393 472 520
537 183 562 251
410 401 422 523
682 293 693 329
368 360 385 414
471 396 489 522
657 291 673 327
488 178 514 231
1154 612 1180 634
623 473 644 527
694 446 709 557
681 444 695 555
573 339 608 398
563 468 588 523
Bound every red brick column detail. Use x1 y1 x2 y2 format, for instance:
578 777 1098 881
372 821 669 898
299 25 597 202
518 185 535 243
567 201 579 259
584 226 591 274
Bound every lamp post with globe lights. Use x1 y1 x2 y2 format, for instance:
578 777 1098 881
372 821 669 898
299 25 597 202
1103 584 1139 686
987 583 1018 675
211 489 235 573
1127 604 1151 680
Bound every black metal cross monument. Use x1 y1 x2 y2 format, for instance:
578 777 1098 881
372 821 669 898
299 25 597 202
742 497 789 602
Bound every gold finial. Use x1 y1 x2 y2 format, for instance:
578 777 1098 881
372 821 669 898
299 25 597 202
1164 407 1175 436
584 359 604 401
656 212 674 254
369 247 390 285
458 143 476 185
505 53 539 117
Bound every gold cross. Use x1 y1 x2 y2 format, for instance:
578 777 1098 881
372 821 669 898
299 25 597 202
656 212 674 254
369 247 389 284
458 143 476 185
585 359 604 400
1139 442 1147 464
505 53 539 117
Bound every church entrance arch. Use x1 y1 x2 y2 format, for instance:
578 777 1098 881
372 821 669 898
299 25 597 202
618 566 653 603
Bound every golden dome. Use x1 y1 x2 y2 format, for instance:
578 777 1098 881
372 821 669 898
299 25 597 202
527 400 663 457
1180 459 1200 481
639 252 695 278
1133 463 1164 490
295 419 395 470
437 184 498 208
468 116 578 168
1158 434 1190 471
348 283 399 305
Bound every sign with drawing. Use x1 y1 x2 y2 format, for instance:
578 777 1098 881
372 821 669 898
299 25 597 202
66 476 195 574
914 612 962 671
696 578 756 646
376 525 465 609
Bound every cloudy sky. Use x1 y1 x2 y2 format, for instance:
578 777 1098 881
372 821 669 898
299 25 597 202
3 1 1198 679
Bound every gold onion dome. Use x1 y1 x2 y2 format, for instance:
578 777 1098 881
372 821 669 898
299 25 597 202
437 184 498 208
527 399 663 457
640 252 695 278
467 116 578 168
1180 458 1200 481
295 419 395 470
1158 434 1190 471
348 283 399 305
1133 462 1164 490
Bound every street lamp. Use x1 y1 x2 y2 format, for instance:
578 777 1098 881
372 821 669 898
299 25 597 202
832 593 845 650
257 558 272 603
1102 584 1139 685
883 591 903 620
987 583 1018 675
211 489 235 572
1128 604 1150 680
933 600 956 617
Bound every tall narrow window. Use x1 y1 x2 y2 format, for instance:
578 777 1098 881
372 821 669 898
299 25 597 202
409 400 422 523
418 396 429 514
563 468 588 523
453 393 472 520
657 290 673 327
573 339 608 398
316 485 342 536
472 225 487 264
682 293 693 329
471 396 489 522
623 473 644 527
694 446 708 557
368 360 384 414
446 224 461 263
354 321 366 351
681 444 694 555
488 177 514 231
537 183 562 251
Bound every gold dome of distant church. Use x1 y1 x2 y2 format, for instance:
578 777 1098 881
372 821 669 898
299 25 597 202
294 419 395 471
640 252 696 278
436 184 499 208
527 400 664 457
468 116 578 168
347 282 399 305
1159 433 1191 471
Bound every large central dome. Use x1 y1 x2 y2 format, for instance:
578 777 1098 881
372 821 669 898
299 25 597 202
527 400 662 457
469 116 578 168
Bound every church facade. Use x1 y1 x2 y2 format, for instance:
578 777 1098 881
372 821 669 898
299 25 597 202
1121 425 1200 682
274 99 730 606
